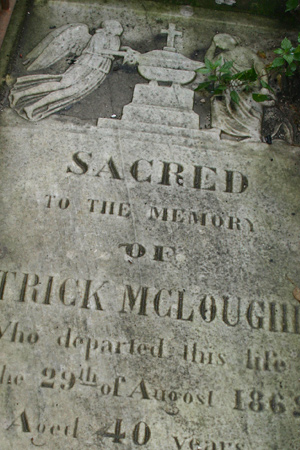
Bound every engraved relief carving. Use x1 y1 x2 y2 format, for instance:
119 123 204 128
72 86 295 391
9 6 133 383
9 21 204 131
9 23 289 144
9 21 125 121
205 33 275 142
117 23 204 130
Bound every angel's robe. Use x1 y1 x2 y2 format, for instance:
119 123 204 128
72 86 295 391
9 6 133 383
9 29 120 121
209 47 267 142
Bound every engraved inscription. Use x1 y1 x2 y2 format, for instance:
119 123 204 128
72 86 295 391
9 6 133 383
148 206 254 232
66 154 249 194
1 5 300 449
1 270 300 336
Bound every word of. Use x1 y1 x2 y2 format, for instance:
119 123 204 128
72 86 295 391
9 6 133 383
119 242 176 262
67 153 249 194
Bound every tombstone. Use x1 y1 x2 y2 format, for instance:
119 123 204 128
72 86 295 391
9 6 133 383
0 1 299 449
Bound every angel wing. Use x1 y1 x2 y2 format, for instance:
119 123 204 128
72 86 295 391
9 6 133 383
24 23 91 72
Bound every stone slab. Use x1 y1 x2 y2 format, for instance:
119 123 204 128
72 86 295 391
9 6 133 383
0 1 300 450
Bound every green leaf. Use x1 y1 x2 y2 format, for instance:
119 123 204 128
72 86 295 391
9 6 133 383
281 37 293 51
233 67 258 82
221 73 232 82
208 75 218 81
293 52 300 61
298 32 300 44
294 45 300 53
289 62 298 71
213 57 222 69
196 67 211 74
283 53 294 64
195 81 211 91
261 80 274 93
214 85 228 95
252 93 270 102
220 61 234 72
271 57 286 68
230 90 240 105
205 58 214 71
274 48 284 55
286 0 299 11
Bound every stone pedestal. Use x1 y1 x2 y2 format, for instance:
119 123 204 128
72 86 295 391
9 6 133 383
121 83 199 129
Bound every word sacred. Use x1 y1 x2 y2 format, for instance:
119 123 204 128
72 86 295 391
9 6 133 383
67 153 249 194
0 269 300 336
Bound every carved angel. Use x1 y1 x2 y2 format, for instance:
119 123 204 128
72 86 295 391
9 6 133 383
9 20 127 121
205 34 275 141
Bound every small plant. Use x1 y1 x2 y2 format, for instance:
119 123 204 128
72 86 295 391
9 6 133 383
195 58 272 105
195 0 299 105
270 34 300 76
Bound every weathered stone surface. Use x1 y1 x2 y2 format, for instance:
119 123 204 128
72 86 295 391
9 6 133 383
0 1 300 449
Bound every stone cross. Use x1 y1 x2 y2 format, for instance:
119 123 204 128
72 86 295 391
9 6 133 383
161 23 182 51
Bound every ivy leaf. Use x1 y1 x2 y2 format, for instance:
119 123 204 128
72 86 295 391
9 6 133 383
205 58 214 71
230 90 240 105
252 93 270 102
271 57 286 68
281 37 293 51
286 0 299 11
195 81 211 91
283 53 294 64
196 67 211 74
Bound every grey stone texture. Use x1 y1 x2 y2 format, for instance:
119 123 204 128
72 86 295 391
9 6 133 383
0 1 300 449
